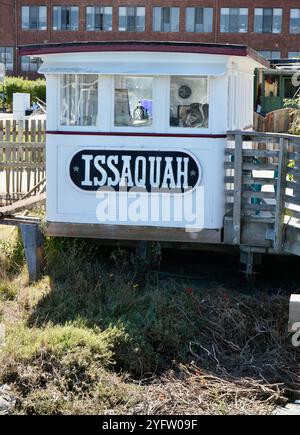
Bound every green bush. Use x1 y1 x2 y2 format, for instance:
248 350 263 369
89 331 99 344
0 77 46 111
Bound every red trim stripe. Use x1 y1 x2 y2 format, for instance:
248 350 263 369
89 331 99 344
46 131 227 139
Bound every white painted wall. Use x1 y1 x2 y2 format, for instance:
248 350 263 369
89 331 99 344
43 51 261 231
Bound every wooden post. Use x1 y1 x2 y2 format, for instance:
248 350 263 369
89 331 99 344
274 137 288 252
136 241 148 259
20 223 45 283
240 246 262 283
233 133 243 245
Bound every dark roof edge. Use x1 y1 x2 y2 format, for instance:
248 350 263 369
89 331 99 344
18 41 269 67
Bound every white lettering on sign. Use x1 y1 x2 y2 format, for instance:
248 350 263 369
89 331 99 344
70 149 201 193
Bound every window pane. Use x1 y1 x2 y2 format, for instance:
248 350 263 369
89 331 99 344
60 75 98 126
114 76 153 127
136 7 145 32
186 8 195 32
289 51 300 58
153 7 179 32
170 77 209 129
170 8 179 32
203 8 213 32
71 7 79 30
290 9 300 34
21 6 30 30
53 6 78 31
39 6 47 30
221 8 247 33
21 56 42 72
153 7 161 31
273 9 282 33
0 47 14 71
254 9 263 33
240 8 248 32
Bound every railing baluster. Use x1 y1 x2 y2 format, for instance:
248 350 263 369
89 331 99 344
233 133 243 245
274 137 288 251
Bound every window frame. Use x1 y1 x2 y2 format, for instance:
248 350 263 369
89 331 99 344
290 9 300 34
21 5 47 31
185 7 213 33
0 47 14 71
118 6 146 32
52 6 79 31
56 74 211 134
152 7 180 32
86 6 113 32
220 8 248 34
58 74 101 131
20 56 43 72
254 8 283 34
167 75 211 134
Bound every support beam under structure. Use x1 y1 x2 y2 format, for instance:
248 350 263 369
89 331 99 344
239 246 263 282
20 223 45 283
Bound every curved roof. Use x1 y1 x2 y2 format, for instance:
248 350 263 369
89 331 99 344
19 41 269 67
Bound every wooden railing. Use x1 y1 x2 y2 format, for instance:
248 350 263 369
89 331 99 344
225 131 300 254
0 119 46 205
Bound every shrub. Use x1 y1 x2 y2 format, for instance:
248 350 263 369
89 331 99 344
0 77 46 111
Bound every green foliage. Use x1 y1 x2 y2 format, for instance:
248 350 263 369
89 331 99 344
0 76 46 111
0 233 25 275
283 97 300 109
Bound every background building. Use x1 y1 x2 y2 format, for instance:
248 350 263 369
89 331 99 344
1 1 300 78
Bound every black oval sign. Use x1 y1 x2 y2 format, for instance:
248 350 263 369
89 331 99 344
70 149 201 193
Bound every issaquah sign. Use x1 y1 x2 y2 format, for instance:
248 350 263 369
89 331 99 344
70 149 201 193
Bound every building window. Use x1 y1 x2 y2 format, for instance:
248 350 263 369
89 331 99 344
0 47 13 71
119 7 145 32
170 77 209 129
254 9 282 34
186 7 213 33
153 7 180 32
21 6 47 30
259 51 281 60
220 8 248 33
86 7 112 31
53 6 79 31
21 56 43 72
60 75 98 126
289 51 300 59
290 9 300 34
114 76 153 127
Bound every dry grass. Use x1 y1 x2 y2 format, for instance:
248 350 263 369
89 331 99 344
0 233 299 415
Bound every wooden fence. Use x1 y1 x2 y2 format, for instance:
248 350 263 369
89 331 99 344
225 131 300 256
0 119 46 205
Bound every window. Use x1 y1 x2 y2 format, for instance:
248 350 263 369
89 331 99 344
290 9 300 34
186 7 213 33
170 77 209 129
153 7 179 32
21 56 43 72
60 75 98 126
119 7 145 32
289 52 300 59
220 8 248 33
114 76 153 127
254 9 282 34
53 6 79 31
21 6 47 30
259 51 281 60
86 7 112 31
0 47 13 71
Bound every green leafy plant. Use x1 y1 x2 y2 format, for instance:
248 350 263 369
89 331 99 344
0 76 46 111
